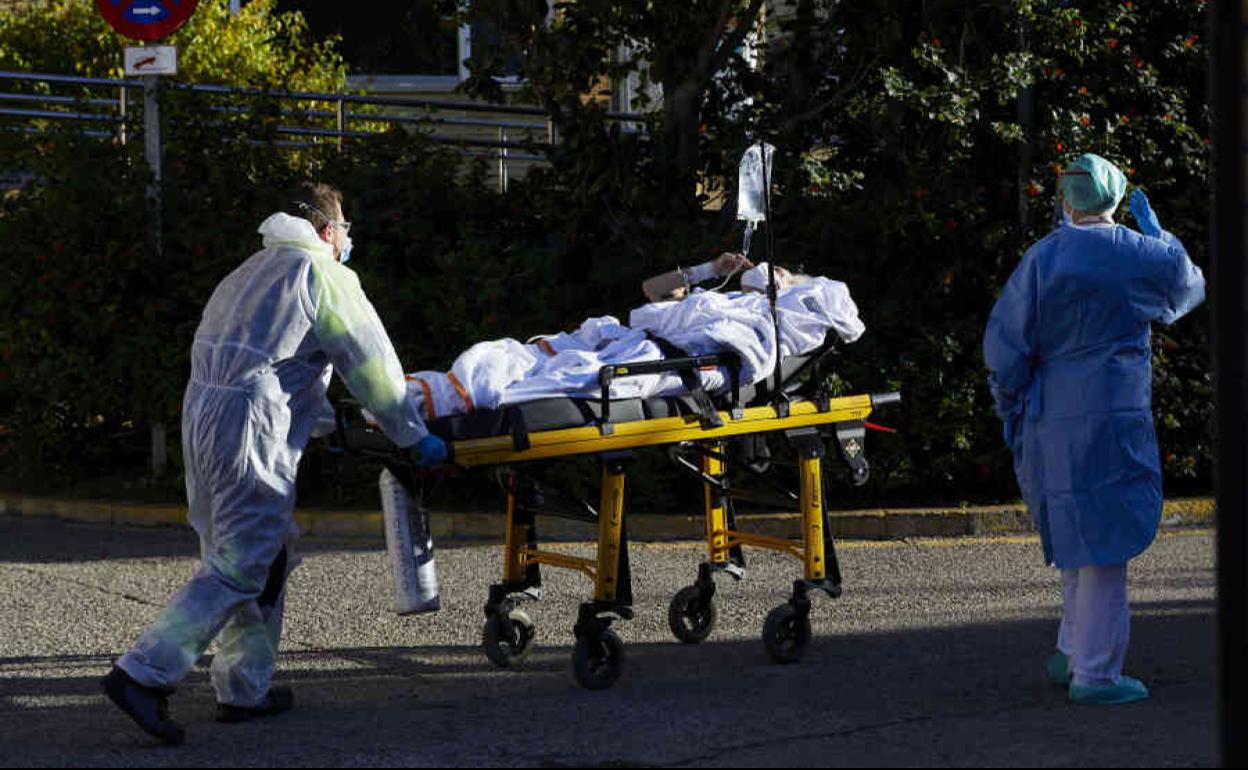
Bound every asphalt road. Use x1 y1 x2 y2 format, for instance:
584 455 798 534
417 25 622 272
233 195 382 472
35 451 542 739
0 516 1218 767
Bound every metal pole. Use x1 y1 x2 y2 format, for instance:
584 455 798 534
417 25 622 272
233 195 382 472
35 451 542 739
143 75 162 242
143 73 167 478
760 141 784 414
117 84 127 146
498 126 509 194
1212 2 1246 764
335 97 345 154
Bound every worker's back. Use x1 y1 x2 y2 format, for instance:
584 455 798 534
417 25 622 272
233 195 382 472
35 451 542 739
1026 224 1177 419
190 242 326 399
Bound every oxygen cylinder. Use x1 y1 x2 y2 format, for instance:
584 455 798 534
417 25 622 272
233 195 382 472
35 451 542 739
379 468 440 614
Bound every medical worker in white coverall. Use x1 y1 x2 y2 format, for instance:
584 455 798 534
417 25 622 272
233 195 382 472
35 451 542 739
101 182 448 744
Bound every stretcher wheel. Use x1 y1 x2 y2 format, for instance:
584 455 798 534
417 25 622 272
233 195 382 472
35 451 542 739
668 584 718 644
482 608 536 668
572 629 624 690
762 604 811 664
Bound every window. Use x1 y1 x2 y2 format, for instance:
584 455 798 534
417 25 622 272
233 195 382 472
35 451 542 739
275 0 544 92
276 1 463 90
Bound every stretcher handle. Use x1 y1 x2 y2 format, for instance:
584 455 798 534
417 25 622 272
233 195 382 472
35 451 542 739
597 352 742 426
331 400 459 469
331 400 396 454
871 391 902 408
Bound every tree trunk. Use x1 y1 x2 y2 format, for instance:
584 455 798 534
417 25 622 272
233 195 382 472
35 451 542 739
661 80 704 218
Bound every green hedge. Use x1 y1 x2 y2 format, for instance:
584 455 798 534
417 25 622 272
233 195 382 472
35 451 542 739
756 0 1214 504
0 0 1214 510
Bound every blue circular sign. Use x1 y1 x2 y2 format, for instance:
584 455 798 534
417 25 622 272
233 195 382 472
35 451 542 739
95 0 199 43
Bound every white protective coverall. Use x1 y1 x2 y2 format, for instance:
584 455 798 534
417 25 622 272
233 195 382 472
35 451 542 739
117 213 427 706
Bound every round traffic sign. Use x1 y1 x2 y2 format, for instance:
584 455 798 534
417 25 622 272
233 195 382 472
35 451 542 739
94 0 199 43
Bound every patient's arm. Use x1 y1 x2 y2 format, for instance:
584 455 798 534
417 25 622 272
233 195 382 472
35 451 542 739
641 271 688 303
641 252 753 303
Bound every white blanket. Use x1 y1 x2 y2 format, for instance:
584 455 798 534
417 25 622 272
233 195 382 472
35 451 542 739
404 276 864 421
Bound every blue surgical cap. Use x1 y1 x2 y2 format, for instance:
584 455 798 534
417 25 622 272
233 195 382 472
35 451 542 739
1060 153 1127 213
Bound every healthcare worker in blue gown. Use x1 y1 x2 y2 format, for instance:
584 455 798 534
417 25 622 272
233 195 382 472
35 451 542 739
100 182 450 744
983 153 1205 706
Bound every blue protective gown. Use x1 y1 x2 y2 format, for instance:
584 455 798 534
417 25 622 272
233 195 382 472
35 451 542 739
983 222 1204 568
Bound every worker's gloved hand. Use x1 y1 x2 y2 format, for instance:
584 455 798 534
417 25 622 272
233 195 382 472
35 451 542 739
1129 189 1163 238
407 435 449 467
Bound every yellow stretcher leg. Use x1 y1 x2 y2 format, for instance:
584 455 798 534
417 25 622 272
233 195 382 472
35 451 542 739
799 451 826 581
503 483 528 585
594 457 627 603
702 442 730 566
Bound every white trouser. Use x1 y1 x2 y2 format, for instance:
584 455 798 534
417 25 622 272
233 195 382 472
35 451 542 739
1057 563 1129 687
118 386 300 707
117 513 296 707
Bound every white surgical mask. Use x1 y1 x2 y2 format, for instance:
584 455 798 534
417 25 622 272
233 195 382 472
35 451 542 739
338 235 353 264
742 263 806 292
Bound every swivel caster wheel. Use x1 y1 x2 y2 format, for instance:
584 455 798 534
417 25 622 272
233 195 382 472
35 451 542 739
668 584 718 644
482 607 537 668
572 629 624 690
762 603 811 664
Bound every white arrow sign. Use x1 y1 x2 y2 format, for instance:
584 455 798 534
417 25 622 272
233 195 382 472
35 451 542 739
124 45 177 76
131 5 164 16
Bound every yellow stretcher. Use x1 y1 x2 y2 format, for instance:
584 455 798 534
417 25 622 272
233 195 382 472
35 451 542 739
337 343 901 690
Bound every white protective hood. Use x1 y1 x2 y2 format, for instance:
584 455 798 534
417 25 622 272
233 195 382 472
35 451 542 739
258 212 335 261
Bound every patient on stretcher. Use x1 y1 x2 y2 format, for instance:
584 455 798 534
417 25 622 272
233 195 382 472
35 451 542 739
404 263 865 422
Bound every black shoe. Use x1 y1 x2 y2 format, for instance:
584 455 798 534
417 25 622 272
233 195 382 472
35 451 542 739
216 686 294 723
100 666 186 746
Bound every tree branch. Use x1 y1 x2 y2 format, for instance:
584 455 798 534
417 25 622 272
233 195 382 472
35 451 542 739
697 0 739 76
710 0 765 74
779 57 873 133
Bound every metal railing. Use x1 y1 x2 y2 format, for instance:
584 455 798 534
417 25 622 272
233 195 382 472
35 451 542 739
0 70 649 192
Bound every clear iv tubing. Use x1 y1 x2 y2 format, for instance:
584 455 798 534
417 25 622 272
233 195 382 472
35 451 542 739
708 263 744 292
707 221 755 292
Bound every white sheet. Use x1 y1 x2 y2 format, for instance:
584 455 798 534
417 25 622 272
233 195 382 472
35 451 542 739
404 277 865 421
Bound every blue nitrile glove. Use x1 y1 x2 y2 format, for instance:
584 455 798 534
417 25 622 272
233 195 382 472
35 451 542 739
1129 189 1163 238
407 434 449 467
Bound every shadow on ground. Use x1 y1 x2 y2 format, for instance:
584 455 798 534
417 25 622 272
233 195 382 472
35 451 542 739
0 601 1218 768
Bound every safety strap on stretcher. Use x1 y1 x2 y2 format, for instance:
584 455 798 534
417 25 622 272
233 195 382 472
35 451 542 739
645 333 725 430
597 350 742 435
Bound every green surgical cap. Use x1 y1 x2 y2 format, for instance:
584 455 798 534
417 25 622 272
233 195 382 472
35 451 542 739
1060 153 1127 213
